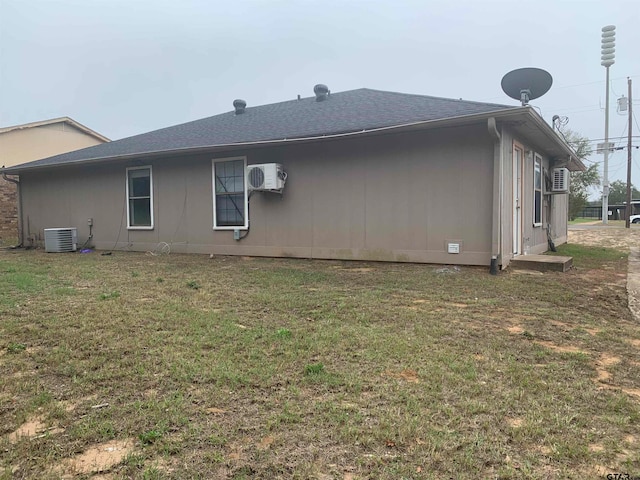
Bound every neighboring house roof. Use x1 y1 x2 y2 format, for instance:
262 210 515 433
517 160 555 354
0 117 110 143
1 88 583 173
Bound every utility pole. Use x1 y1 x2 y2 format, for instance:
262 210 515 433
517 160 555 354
626 77 633 228
601 25 616 224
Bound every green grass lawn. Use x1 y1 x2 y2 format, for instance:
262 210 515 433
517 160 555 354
1 247 639 479
569 218 640 227
569 217 601 225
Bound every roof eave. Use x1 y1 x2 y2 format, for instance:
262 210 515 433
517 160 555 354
522 108 586 172
1 108 523 174
0 117 110 143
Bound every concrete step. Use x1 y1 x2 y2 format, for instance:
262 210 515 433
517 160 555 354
510 254 573 273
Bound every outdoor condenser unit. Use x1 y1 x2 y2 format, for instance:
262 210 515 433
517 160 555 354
551 168 570 193
44 228 78 253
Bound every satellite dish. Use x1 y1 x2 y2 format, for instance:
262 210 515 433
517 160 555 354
501 68 553 106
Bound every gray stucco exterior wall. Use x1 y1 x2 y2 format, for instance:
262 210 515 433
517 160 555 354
19 124 498 265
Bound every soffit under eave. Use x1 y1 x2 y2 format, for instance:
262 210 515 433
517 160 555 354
504 117 584 172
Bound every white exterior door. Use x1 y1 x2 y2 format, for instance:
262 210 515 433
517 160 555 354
513 145 523 256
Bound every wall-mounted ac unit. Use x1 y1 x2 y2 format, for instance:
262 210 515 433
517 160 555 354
44 228 78 253
246 163 286 191
551 168 570 193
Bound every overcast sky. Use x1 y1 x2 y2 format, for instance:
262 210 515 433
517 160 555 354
1 0 638 192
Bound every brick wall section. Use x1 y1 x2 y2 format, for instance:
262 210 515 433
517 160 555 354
0 178 18 242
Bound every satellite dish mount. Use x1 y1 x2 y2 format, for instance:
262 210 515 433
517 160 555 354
501 68 553 106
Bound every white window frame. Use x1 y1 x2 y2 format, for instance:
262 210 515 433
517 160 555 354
212 156 249 230
533 154 543 227
126 165 154 230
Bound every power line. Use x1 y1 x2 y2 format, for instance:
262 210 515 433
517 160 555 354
583 135 640 143
556 74 640 91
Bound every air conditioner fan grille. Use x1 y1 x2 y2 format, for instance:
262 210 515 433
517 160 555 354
248 167 265 189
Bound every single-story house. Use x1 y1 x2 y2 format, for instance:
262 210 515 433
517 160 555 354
0 117 109 241
1 86 583 270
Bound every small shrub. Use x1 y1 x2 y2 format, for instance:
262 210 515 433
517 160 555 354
142 467 162 480
276 328 292 339
99 291 120 300
156 277 164 283
139 429 163 445
131 271 140 278
304 363 325 376
7 343 27 354
186 280 200 290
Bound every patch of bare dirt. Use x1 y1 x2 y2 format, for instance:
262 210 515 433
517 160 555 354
8 416 46 443
333 267 374 273
596 369 611 382
206 407 226 415
382 369 420 383
507 326 524 334
9 370 36 379
548 319 567 328
227 442 246 462
60 401 77 412
594 353 621 384
54 438 135 476
256 435 275 450
534 341 587 355
589 443 605 452
534 444 552 455
143 388 158 399
621 387 640 398
599 353 621 367
510 269 544 276
506 417 523 428
152 457 178 474
593 465 610 476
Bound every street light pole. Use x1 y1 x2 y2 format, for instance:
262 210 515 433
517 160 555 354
601 25 616 225
626 78 633 228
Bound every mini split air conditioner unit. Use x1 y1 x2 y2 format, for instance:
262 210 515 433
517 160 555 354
44 228 78 253
550 168 570 194
246 163 286 191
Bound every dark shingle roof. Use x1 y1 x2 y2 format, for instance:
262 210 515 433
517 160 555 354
6 88 515 171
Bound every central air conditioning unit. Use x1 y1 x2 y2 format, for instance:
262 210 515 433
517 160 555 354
246 163 286 191
44 227 78 253
551 167 570 193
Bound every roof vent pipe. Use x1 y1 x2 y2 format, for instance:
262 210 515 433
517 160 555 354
314 84 329 101
233 99 247 114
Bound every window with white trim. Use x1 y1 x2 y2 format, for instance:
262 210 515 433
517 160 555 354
212 157 248 229
126 166 153 229
534 155 542 226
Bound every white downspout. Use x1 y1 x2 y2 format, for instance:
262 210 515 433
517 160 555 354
488 117 502 274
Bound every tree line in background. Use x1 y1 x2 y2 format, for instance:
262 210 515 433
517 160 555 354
562 128 638 220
